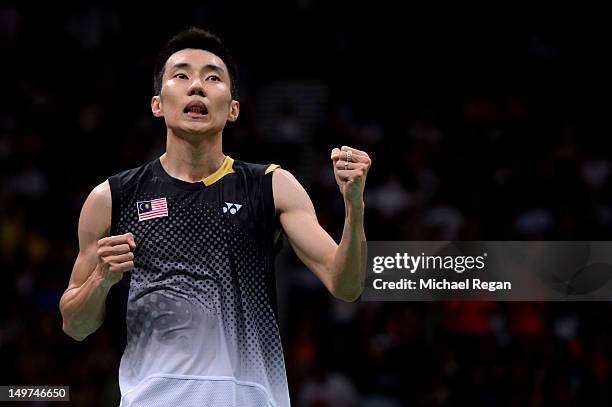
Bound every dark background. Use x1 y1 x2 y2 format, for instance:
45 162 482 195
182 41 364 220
2 4 612 406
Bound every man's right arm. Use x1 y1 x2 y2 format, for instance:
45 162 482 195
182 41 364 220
59 180 136 341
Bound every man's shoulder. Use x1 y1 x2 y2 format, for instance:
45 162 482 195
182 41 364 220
108 157 157 186
231 157 281 177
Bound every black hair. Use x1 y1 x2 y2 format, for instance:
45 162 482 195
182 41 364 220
153 27 238 98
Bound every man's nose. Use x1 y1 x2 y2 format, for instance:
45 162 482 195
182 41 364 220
187 77 206 96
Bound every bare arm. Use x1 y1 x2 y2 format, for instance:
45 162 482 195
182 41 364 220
273 146 371 302
59 180 136 341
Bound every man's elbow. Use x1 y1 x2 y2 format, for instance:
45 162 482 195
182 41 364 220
61 317 98 342
62 322 87 342
331 283 364 303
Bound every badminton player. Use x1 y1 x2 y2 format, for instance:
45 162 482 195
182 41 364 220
59 27 371 406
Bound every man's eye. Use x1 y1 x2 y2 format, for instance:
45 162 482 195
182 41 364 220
207 75 220 81
174 73 188 79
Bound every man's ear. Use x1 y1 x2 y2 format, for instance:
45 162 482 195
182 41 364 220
227 100 240 122
151 95 164 117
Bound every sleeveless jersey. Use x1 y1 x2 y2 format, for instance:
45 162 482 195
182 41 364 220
107 156 290 407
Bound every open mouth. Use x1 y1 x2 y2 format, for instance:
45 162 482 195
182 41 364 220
184 101 209 118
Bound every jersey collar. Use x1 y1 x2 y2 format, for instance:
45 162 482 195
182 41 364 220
202 155 235 186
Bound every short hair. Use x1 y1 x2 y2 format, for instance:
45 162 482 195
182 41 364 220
153 27 238 98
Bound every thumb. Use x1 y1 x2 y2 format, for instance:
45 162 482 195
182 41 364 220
127 232 137 249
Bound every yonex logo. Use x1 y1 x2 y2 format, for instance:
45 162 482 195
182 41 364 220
223 202 242 215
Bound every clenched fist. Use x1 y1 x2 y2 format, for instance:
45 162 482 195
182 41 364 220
94 232 137 287
330 145 372 206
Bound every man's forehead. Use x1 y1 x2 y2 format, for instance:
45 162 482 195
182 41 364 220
165 48 228 72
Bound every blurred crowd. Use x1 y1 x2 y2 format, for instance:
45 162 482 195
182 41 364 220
1 4 612 406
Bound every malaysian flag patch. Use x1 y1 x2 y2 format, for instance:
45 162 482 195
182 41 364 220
137 197 168 221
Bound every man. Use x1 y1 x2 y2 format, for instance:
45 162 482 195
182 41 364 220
59 27 371 406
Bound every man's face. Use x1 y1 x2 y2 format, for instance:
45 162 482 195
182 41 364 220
151 48 239 137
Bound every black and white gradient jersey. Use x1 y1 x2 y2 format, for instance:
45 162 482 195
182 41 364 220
107 156 290 407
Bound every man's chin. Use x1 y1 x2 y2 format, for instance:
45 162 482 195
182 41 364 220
177 124 222 138
185 128 212 135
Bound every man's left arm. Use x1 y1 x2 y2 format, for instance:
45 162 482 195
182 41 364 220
272 146 371 302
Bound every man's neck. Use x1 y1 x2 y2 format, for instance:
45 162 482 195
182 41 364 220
160 130 226 183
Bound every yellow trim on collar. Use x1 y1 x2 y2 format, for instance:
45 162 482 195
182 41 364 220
202 156 235 186
265 164 281 174
274 227 282 244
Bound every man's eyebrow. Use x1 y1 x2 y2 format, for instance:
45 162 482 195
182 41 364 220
204 64 225 73
170 63 226 73
170 62 192 71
